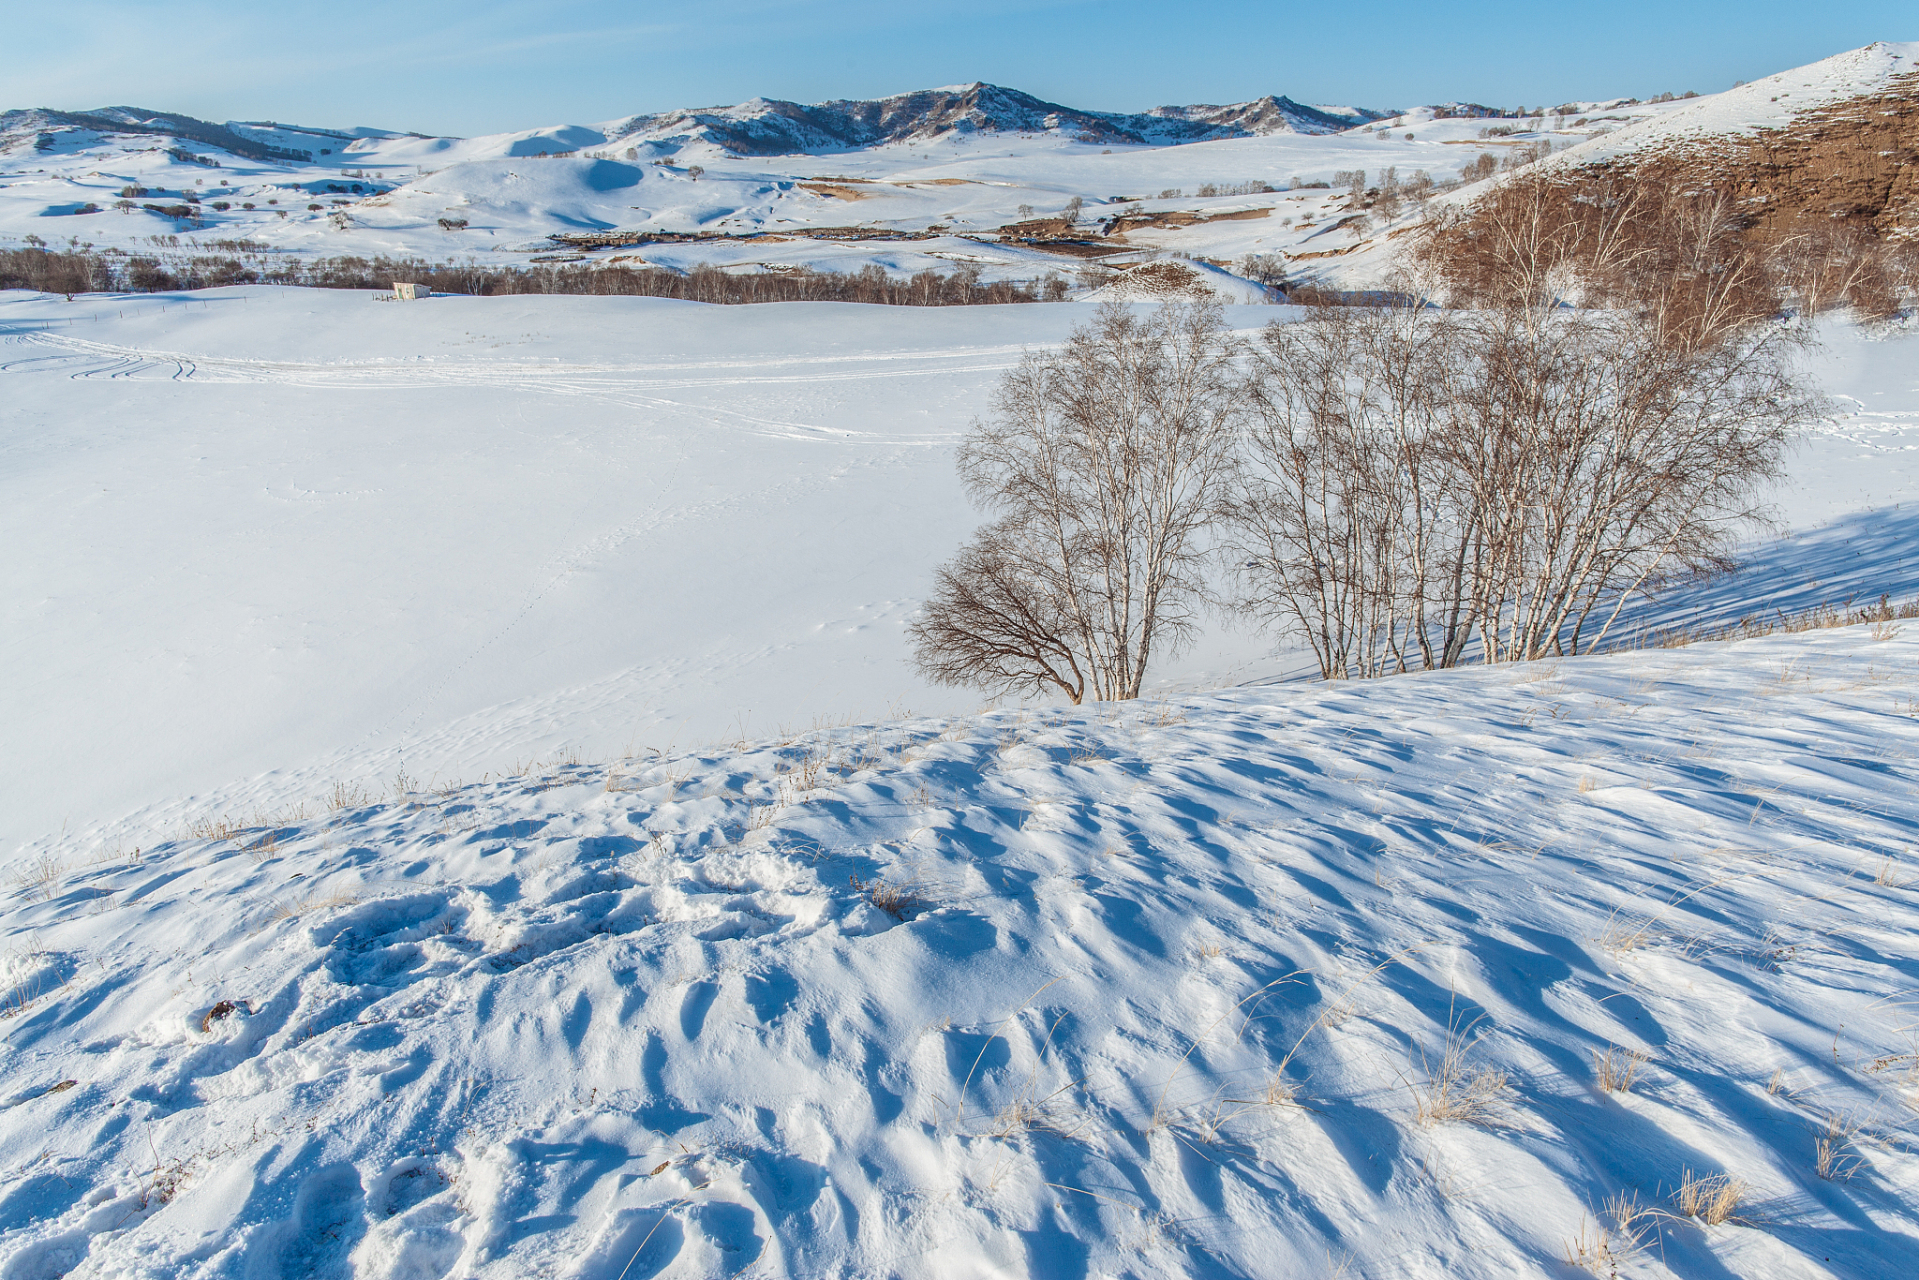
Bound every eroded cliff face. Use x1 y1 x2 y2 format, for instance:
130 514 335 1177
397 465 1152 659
1605 69 1919 241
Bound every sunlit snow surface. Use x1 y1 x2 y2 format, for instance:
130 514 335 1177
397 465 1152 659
0 288 1917 1278
2 626 1918 1278
2 291 1915 850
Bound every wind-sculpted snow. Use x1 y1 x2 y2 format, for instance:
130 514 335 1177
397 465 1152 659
1 626 1917 1277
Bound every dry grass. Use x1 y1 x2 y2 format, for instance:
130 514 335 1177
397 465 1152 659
1594 1044 1648 1094
1670 1169 1748 1225
989 1081 1088 1139
267 891 363 924
1146 698 1188 727
1597 909 1662 957
1142 973 1308 1135
327 779 376 812
12 853 65 903
1815 1111 1866 1181
953 980 1092 1141
183 814 243 842
1 941 54 1019
850 874 926 921
1597 877 1731 958
1627 592 1919 652
1565 1191 1651 1277
1409 1016 1510 1128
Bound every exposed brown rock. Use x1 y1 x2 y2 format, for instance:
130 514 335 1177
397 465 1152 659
1585 69 1919 241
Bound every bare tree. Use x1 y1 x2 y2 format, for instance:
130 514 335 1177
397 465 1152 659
909 300 1244 702
1223 302 1468 678
1224 296 1819 677
1410 167 1781 348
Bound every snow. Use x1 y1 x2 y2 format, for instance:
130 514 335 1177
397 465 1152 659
1541 41 1919 171
0 78 1715 293
1 593 1917 1276
3 289 1916 855
1 199 1917 1278
11 41 1909 299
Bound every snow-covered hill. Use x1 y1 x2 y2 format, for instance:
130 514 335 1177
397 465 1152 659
0 603 1915 1278
7 44 1914 295
0 74 1694 291
594 83 1384 156
1541 40 1919 170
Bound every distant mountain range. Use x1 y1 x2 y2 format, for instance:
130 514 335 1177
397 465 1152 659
2 82 1391 162
591 83 1388 154
0 106 323 162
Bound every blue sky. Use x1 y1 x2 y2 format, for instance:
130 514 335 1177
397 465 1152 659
4 0 1911 135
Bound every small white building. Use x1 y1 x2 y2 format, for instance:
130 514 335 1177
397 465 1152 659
393 282 431 301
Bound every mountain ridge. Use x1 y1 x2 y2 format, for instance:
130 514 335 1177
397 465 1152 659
598 82 1387 154
2 81 1391 163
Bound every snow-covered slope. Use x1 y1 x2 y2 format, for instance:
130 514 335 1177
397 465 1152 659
3 287 1917 850
1542 40 1919 169
597 83 1382 156
0 613 1916 1278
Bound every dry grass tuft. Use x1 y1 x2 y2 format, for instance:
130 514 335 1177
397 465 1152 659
1597 878 1729 959
1594 1044 1648 1094
1565 1191 1650 1276
327 780 376 812
1 941 54 1019
850 874 927 921
1147 699 1188 727
1670 1169 1748 1225
1597 909 1661 957
1410 1018 1510 1128
183 814 243 843
989 1081 1087 1139
12 853 66 903
1814 1111 1868 1181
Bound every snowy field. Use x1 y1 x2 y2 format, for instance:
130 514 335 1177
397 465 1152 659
1 603 1918 1278
3 290 1916 853
1 286 1918 1278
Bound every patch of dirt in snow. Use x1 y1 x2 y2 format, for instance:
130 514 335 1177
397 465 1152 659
2 629 1919 1276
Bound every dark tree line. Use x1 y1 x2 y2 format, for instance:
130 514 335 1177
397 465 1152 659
0 249 1068 307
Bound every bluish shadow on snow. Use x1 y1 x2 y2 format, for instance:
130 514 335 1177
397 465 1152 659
1610 505 1919 642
